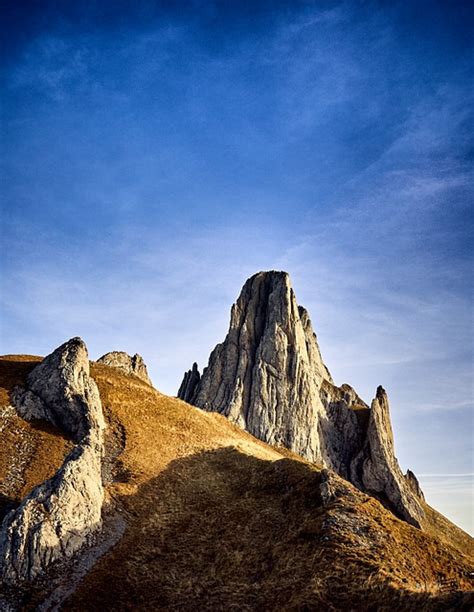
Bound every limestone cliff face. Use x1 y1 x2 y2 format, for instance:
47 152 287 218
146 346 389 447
1 338 105 584
97 351 152 386
178 271 424 527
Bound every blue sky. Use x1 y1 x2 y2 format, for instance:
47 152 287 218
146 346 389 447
1 1 473 532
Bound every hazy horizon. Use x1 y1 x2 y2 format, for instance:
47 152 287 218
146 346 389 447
1 1 473 534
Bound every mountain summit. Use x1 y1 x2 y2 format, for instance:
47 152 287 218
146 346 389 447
178 271 424 527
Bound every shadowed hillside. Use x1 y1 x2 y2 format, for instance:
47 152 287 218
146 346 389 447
68 448 474 611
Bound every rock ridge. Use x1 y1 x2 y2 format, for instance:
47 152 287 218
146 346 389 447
178 271 424 527
0 337 105 585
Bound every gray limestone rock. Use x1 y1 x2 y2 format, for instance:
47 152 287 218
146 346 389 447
0 442 103 584
350 386 424 527
181 272 338 464
319 469 354 507
178 270 425 528
1 337 105 585
11 337 101 442
97 351 152 386
318 380 368 480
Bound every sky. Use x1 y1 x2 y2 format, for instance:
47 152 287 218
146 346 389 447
1 0 473 533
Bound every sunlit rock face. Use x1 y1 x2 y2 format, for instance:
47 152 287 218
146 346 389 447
11 337 103 441
180 271 334 463
1 338 105 584
178 271 424 527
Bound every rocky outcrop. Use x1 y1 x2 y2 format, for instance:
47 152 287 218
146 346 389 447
11 338 103 441
178 271 424 527
0 338 105 584
405 469 425 501
177 362 200 403
97 351 152 386
350 387 423 527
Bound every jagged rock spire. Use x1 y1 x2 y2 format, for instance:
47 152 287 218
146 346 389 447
350 386 423 527
178 271 424 527
177 362 200 403
180 271 338 461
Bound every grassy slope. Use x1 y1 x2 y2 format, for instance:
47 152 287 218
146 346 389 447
0 357 473 611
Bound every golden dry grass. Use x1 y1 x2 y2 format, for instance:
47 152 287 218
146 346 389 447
1 356 473 610
74 362 474 610
69 446 474 611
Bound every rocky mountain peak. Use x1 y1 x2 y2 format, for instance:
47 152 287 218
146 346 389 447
229 271 332 383
178 271 424 528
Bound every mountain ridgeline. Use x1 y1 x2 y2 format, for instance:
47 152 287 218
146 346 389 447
178 271 424 527
1 271 472 610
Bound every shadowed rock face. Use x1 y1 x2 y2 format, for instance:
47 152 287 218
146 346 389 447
178 271 424 527
178 363 200 403
97 351 152 386
1 338 105 584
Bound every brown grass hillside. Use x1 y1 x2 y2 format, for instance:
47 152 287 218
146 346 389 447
1 356 473 611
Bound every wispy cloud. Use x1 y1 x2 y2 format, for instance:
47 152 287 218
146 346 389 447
418 473 473 534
